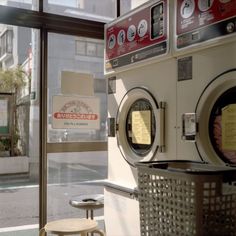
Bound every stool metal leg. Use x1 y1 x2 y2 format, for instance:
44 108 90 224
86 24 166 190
86 209 94 219
92 229 105 236
85 209 94 236
39 228 46 236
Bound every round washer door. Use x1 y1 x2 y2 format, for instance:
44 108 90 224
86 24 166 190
196 69 236 165
116 87 163 166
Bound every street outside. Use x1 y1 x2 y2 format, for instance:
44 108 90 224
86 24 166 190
0 151 107 234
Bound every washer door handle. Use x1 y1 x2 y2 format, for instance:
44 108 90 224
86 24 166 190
155 101 166 152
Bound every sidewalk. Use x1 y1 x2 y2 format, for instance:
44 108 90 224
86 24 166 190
0 224 38 236
0 217 105 236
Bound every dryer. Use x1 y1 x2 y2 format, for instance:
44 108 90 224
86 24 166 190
104 1 176 235
174 0 236 165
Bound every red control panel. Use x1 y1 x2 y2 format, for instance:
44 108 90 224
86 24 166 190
176 0 236 48
105 0 168 71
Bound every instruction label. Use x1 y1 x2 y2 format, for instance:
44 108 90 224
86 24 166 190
132 110 151 145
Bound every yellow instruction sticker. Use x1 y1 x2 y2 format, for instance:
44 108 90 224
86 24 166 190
132 110 151 145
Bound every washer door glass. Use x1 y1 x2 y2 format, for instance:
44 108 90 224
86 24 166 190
196 70 236 165
126 98 156 156
116 88 160 166
209 87 236 164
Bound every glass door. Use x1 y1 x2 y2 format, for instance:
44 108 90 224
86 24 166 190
0 25 40 236
46 32 108 230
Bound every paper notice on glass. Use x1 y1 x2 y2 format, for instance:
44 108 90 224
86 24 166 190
132 110 151 145
222 104 236 151
61 71 94 96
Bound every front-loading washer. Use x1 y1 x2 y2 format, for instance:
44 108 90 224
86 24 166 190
174 0 236 165
104 1 176 235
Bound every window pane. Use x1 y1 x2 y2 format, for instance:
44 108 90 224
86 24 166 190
44 0 116 22
76 40 86 55
120 0 149 15
97 43 104 58
47 151 107 227
0 27 13 59
86 42 97 56
6 30 13 54
47 33 107 143
0 0 38 10
0 25 40 235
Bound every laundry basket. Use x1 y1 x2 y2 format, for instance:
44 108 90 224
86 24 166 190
136 161 236 236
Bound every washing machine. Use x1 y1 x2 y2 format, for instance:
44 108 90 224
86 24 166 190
104 1 176 235
174 0 236 165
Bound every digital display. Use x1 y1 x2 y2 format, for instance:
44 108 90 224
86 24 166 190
151 2 164 39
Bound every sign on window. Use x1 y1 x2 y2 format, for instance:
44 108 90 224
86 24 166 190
52 95 100 129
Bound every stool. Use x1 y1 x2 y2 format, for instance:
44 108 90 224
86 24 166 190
39 218 105 236
69 194 104 219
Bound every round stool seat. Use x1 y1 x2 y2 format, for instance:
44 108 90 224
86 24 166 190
43 218 98 235
70 194 104 210
69 194 104 219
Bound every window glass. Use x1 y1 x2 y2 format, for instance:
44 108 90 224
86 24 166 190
0 0 38 10
76 40 86 55
47 33 107 231
120 0 149 15
0 25 40 235
0 28 13 59
209 87 236 164
87 42 97 56
76 38 104 58
126 99 156 156
44 0 116 22
47 151 107 227
48 33 107 143
97 43 104 58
